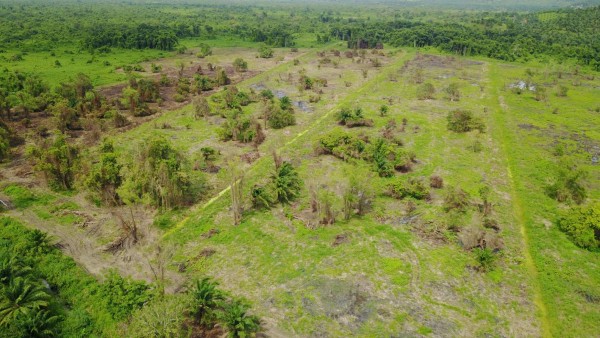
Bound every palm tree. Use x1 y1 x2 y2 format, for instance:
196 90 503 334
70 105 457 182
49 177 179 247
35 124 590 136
0 277 50 326
271 161 302 204
16 309 61 338
190 278 224 325
27 229 53 254
220 301 260 338
0 253 32 285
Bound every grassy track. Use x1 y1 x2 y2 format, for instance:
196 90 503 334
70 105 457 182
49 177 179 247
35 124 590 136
490 90 551 336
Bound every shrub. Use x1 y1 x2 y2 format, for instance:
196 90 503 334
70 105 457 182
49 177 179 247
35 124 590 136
194 75 214 92
0 123 11 161
268 106 295 129
430 175 443 189
336 107 373 128
159 74 171 87
546 166 587 205
118 136 205 208
444 83 461 101
388 177 429 200
98 270 152 321
258 44 273 58
316 130 366 160
233 58 248 72
215 68 230 86
557 202 600 249
27 132 78 190
474 247 496 272
193 96 212 119
369 138 394 177
416 83 435 100
556 85 568 97
443 186 471 212
446 109 485 133
197 43 212 58
85 140 122 205
173 93 185 102
217 112 257 143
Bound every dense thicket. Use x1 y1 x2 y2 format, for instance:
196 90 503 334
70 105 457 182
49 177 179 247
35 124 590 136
330 6 600 69
0 2 597 68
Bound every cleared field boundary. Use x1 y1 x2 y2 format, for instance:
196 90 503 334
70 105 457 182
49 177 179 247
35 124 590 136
488 64 551 337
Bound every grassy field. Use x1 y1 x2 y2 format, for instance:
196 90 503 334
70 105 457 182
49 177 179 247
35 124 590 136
0 37 323 87
1 43 598 336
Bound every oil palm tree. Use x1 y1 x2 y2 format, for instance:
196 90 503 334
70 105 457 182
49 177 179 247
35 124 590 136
0 253 32 285
270 161 302 204
190 277 224 325
220 301 260 338
0 277 50 326
16 309 61 337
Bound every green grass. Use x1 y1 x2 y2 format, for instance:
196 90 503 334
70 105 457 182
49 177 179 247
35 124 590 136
1 46 171 87
2 41 598 336
2 184 54 209
487 61 600 337
156 50 554 336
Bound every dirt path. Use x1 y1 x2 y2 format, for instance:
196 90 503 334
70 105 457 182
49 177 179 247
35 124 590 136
489 66 551 337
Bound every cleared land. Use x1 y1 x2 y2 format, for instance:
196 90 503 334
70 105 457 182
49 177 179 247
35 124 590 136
1 42 599 336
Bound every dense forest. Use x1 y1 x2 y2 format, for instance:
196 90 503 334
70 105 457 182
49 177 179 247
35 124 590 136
0 3 598 68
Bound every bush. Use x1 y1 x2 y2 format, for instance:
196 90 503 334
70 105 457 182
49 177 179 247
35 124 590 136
546 165 587 204
444 83 461 101
416 83 435 100
336 107 373 128
217 112 257 143
388 177 429 200
27 132 79 190
556 85 568 97
0 123 11 161
233 58 248 72
268 106 295 129
197 43 212 58
557 202 600 249
446 109 485 133
85 140 122 205
258 44 273 58
474 247 497 272
369 138 394 177
430 175 443 189
444 186 471 212
98 270 152 321
118 136 205 208
316 130 367 161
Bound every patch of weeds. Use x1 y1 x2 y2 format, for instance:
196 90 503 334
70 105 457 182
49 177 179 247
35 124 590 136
417 325 433 335
3 184 54 209
153 209 183 230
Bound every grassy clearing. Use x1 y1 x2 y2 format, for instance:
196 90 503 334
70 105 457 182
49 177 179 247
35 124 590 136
1 42 597 336
160 51 548 336
488 62 600 337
